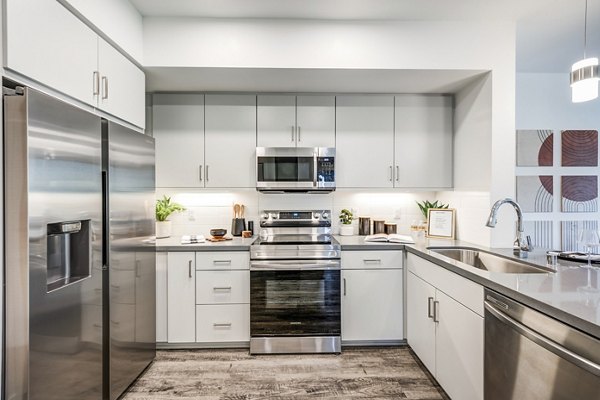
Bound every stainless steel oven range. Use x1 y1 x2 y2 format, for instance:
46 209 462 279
250 209 341 354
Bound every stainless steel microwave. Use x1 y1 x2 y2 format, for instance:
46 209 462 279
256 147 335 193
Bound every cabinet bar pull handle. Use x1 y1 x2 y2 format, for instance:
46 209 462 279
199 165 202 181
389 166 393 181
101 76 109 99
433 301 440 323
213 286 232 291
298 126 301 142
93 71 100 96
363 259 381 264
188 260 192 278
396 166 399 182
427 297 434 318
213 260 232 265
291 126 295 142
93 323 102 328
213 322 232 327
205 165 209 182
110 320 120 326
343 278 347 296
135 260 141 278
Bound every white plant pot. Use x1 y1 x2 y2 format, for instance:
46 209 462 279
339 225 354 236
156 221 172 239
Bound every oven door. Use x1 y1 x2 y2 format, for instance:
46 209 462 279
250 265 341 337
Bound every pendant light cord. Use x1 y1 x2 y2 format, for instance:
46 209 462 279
584 0 588 58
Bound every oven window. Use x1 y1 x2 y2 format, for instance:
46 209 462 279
265 279 325 309
250 270 341 337
257 157 314 182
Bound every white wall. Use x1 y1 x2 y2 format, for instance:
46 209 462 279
145 18 517 247
516 72 600 128
58 0 143 63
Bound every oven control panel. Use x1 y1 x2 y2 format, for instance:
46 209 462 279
260 210 331 227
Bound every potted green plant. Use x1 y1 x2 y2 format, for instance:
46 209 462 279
155 195 185 238
339 208 354 236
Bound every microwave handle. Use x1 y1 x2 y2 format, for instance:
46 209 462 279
314 155 318 187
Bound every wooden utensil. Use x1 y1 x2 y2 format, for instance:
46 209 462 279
240 204 245 218
233 203 240 219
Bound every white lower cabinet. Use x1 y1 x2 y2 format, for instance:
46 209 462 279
407 253 484 400
196 304 250 343
341 250 403 343
167 252 196 343
162 250 250 346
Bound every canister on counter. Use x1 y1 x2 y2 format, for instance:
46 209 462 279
385 223 397 234
359 217 371 236
373 219 386 234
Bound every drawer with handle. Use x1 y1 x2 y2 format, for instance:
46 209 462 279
196 304 250 342
341 250 403 270
196 270 250 304
196 251 249 270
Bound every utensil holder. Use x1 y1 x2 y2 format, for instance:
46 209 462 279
231 218 246 237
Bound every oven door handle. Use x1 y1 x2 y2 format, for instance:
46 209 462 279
250 260 341 270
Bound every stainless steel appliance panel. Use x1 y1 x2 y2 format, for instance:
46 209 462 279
256 147 335 192
4 88 103 400
105 120 156 400
484 290 600 400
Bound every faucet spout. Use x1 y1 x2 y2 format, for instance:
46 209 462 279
486 198 532 258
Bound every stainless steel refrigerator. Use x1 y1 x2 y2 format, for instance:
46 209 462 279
4 87 156 400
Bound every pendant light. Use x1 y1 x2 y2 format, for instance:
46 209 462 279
571 0 599 103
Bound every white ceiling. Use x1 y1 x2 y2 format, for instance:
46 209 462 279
131 0 600 74
130 0 561 21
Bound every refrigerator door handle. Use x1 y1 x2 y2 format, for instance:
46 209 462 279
102 170 109 269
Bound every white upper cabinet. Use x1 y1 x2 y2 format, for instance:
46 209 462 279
257 95 335 148
5 0 98 106
335 95 395 188
395 95 453 188
153 94 205 188
204 95 257 188
98 39 145 129
5 0 145 128
257 95 297 147
296 95 335 147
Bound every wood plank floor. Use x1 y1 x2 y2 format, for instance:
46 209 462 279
122 347 450 400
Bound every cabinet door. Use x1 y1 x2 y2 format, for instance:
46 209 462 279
336 95 395 187
394 95 453 188
435 290 484 400
5 0 98 106
406 272 437 374
98 39 146 128
342 269 403 341
205 95 256 188
167 252 196 343
257 95 296 147
153 94 205 188
155 253 167 342
296 95 335 147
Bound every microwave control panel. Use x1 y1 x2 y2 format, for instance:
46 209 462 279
317 157 335 183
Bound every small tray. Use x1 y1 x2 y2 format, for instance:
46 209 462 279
556 251 600 264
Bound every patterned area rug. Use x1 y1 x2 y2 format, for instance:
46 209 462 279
122 347 449 400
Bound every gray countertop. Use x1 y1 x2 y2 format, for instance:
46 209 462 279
156 234 600 338
406 238 600 339
155 236 256 252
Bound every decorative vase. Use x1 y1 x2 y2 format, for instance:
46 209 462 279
156 220 172 239
339 225 354 236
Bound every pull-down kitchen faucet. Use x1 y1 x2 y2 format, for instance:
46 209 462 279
486 198 533 259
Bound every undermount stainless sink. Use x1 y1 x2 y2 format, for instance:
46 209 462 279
427 246 554 274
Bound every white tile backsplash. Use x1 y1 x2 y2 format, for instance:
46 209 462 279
156 188 489 240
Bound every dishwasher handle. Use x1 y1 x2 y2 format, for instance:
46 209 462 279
485 301 600 377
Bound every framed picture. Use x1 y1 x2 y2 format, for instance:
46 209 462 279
426 208 456 239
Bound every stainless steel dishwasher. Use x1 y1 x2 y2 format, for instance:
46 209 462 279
484 289 600 400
